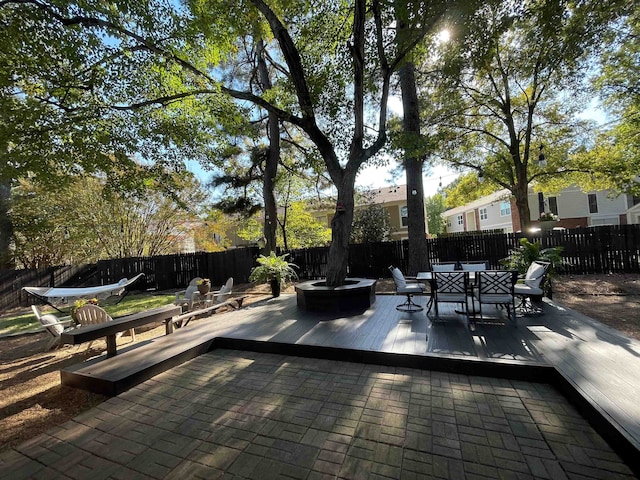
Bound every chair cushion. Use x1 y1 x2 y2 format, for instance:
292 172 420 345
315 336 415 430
525 262 547 288
432 264 456 272
391 268 407 288
397 284 424 294
514 284 543 296
475 293 514 304
40 314 64 336
460 263 486 271
436 293 467 302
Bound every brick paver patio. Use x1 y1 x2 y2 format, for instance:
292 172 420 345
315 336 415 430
1 349 635 479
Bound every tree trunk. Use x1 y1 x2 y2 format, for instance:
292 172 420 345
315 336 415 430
0 182 12 268
326 174 356 286
257 39 279 255
514 182 532 233
399 60 428 276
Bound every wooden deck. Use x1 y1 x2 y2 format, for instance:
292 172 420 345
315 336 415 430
60 292 640 472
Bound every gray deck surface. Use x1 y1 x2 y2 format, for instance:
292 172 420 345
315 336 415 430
3 292 640 479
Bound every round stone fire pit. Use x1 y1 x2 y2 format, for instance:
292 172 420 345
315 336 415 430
295 278 377 313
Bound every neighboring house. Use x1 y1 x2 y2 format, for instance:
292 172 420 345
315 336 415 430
627 203 640 225
443 186 640 234
312 184 430 241
444 190 514 234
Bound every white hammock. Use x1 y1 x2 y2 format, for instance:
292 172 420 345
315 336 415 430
23 273 145 304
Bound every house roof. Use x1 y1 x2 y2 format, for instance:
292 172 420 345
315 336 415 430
443 189 512 216
627 202 640 214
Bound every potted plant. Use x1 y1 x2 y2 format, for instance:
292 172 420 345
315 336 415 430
196 278 211 295
537 212 559 231
249 252 298 297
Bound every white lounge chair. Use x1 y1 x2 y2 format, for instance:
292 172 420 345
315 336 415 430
205 277 234 305
31 305 73 352
174 277 202 312
74 303 135 350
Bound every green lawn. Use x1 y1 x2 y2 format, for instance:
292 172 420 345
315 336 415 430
0 293 176 337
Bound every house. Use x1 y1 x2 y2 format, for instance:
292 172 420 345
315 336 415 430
312 184 430 241
443 186 640 233
627 203 640 225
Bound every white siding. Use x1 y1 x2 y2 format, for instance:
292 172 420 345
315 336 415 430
444 202 513 233
529 187 627 226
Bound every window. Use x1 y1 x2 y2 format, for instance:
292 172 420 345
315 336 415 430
447 219 452 228
400 206 408 227
457 214 464 226
548 196 558 215
591 217 619 226
538 192 545 216
588 193 598 214
499 201 511 217
479 207 488 220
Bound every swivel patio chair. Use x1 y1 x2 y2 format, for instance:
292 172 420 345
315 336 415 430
514 261 551 314
389 266 426 312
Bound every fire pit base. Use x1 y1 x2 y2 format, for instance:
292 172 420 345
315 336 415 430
295 278 377 313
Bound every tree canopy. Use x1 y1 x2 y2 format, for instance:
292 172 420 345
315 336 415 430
421 1 632 229
11 173 206 267
2 0 637 272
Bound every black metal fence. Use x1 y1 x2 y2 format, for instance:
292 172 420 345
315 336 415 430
2 225 639 311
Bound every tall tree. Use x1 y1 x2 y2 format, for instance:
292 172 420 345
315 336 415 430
570 9 640 195
397 10 429 275
2 0 451 286
209 0 448 284
424 193 447 236
431 2 629 231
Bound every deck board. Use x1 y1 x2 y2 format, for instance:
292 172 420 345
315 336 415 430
60 292 640 461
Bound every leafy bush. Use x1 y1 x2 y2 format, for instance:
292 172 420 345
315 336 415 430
501 238 564 276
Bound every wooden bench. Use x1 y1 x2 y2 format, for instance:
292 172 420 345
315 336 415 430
60 305 182 357
166 295 248 334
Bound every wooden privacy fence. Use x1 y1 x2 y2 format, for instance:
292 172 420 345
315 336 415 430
95 248 259 292
2 225 638 312
2 248 259 311
0 264 95 312
290 224 640 277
